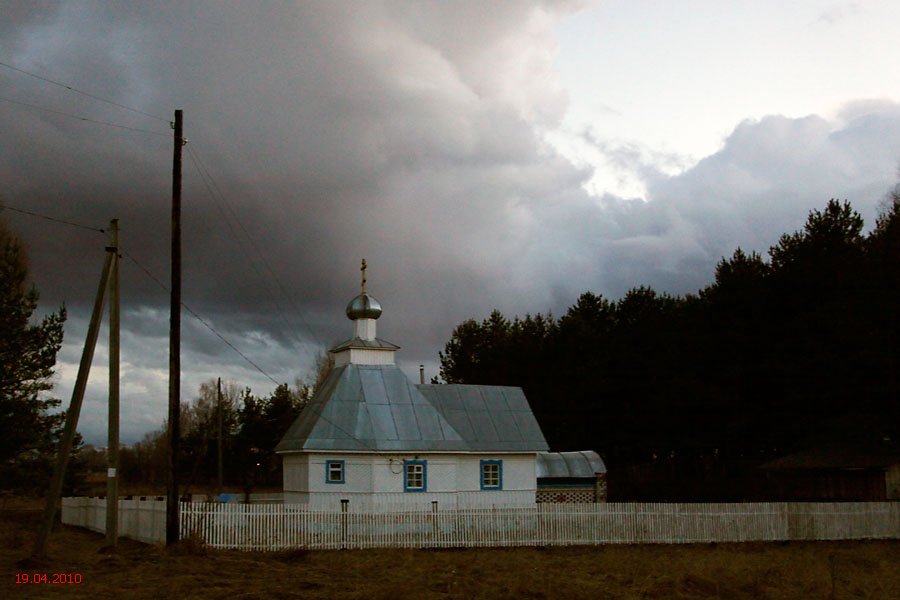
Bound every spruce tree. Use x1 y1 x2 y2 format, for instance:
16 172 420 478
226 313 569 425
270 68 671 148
0 216 67 487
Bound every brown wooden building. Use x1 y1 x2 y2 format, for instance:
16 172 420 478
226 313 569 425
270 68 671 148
759 444 900 501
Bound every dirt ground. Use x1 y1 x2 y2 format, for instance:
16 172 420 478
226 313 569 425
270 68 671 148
3 508 900 599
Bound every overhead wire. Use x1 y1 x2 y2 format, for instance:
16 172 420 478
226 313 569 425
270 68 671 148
0 64 291 384
4 178 375 454
1 203 284 387
0 61 372 445
0 203 107 233
185 143 325 350
180 147 381 450
121 247 376 451
116 248 282 387
0 60 170 123
0 95 170 136
184 144 323 367
184 145 244 243
3 56 324 356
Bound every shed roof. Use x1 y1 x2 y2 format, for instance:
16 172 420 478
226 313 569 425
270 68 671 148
536 451 606 478
276 365 548 453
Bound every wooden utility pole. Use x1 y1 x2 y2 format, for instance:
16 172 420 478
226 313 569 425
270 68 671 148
167 109 183 545
217 377 223 497
105 219 120 547
33 247 114 558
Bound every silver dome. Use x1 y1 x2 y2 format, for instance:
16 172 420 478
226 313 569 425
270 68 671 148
346 292 382 320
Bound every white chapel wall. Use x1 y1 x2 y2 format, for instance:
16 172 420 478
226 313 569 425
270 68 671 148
283 452 538 508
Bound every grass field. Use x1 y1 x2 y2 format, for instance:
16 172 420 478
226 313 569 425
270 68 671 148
3 508 900 599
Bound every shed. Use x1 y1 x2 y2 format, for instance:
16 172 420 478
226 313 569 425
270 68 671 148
536 450 607 503
759 444 900 501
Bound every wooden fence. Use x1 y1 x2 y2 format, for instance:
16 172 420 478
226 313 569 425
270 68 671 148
62 497 167 545
179 501 900 551
62 498 900 551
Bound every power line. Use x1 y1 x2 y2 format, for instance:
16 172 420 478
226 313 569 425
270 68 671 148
6 202 375 450
185 145 245 243
0 203 107 233
122 250 374 449
0 202 283 387
119 248 281 386
182 304 280 387
184 145 310 352
0 95 170 136
2 57 323 358
185 143 325 349
0 60 169 122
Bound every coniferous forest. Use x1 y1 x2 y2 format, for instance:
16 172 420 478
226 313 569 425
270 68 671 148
439 195 900 499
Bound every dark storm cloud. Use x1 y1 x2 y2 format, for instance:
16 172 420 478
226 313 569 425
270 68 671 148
3 0 585 315
3 1 900 444
3 0 591 442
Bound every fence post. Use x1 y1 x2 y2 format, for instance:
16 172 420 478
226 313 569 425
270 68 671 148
340 499 349 550
431 500 439 545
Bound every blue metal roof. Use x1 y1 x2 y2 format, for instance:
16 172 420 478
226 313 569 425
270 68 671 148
418 384 548 452
536 451 606 478
276 365 548 453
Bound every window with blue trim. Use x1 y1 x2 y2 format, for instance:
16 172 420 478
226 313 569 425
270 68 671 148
326 460 345 484
404 460 426 492
480 459 502 490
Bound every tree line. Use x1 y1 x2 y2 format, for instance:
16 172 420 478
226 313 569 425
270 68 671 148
439 195 900 475
119 353 334 494
109 350 333 497
117 376 315 496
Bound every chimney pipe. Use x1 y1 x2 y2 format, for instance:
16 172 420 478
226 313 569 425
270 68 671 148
419 365 425 384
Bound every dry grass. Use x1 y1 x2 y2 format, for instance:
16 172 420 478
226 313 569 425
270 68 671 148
3 509 900 599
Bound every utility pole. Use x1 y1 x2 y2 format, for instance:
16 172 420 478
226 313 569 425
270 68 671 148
33 248 114 558
105 219 120 547
217 377 223 497
167 109 183 545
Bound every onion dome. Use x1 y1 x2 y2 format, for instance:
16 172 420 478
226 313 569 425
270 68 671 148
346 292 382 320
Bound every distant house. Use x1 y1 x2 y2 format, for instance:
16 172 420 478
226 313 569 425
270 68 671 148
275 264 549 508
759 444 900 501
536 450 607 503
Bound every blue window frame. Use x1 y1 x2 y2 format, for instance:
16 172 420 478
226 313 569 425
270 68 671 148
404 460 426 492
480 459 502 490
326 460 345 484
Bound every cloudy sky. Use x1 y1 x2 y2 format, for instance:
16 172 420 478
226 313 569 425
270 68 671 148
3 1 900 446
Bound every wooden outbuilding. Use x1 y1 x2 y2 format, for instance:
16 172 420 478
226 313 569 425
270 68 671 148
759 443 900 501
536 450 607 503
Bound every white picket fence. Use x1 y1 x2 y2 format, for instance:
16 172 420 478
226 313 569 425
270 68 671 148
62 497 900 550
180 501 900 550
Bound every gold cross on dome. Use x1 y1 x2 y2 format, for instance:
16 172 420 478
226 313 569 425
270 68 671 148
361 259 367 292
